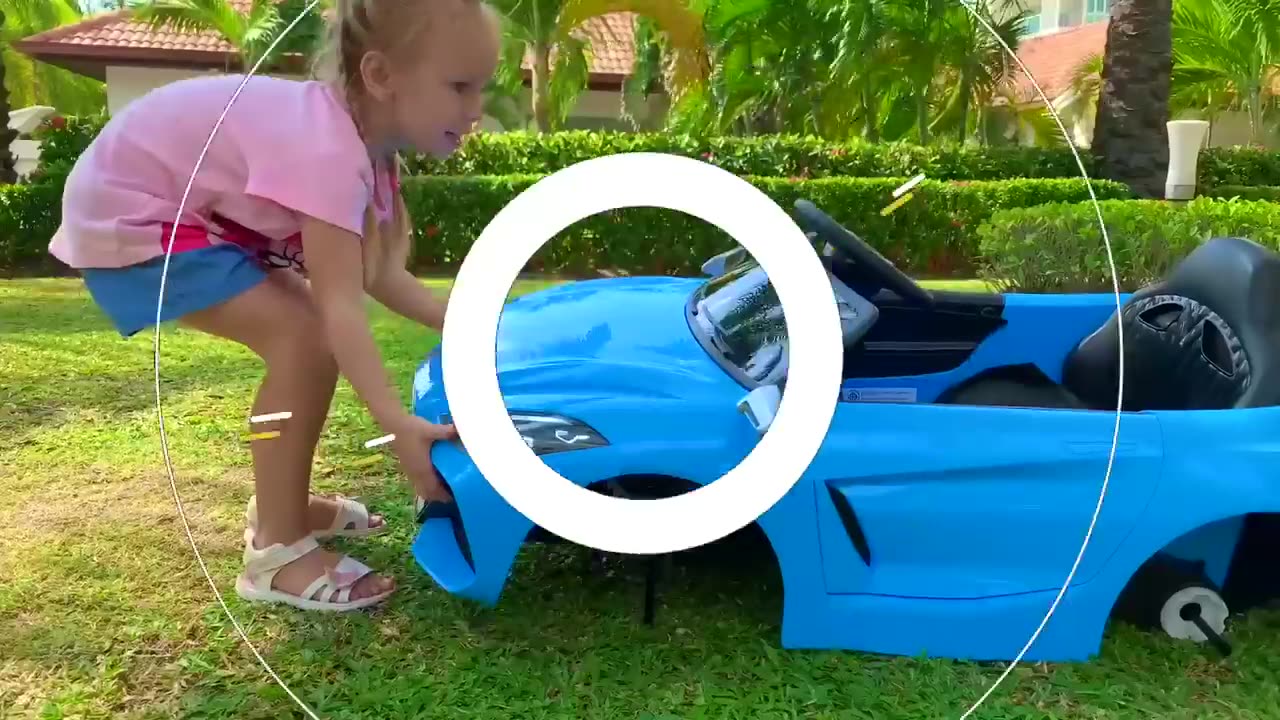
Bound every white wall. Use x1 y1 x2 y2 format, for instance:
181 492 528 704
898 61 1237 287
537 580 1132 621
1176 110 1278 149
482 87 669 132
1017 98 1278 151
104 65 218 114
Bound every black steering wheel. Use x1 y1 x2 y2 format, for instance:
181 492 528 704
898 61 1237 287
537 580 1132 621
793 199 934 308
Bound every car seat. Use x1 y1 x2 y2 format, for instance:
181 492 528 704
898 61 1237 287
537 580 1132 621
1062 236 1280 411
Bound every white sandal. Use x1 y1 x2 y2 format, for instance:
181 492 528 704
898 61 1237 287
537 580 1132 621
235 530 394 612
245 494 388 540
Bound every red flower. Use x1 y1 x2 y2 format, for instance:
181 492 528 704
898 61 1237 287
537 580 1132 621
425 225 440 238
49 116 67 130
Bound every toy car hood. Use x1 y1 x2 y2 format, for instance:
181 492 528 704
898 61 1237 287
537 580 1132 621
413 274 742 423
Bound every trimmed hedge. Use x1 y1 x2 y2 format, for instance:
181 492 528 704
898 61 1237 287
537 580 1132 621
405 131 1095 181
0 183 63 274
976 197 1280 293
375 133 1280 190
400 175 1132 277
1203 184 1280 202
31 116 1280 188
0 173 1129 277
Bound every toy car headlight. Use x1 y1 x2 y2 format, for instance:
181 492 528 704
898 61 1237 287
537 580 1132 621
439 412 609 455
510 413 609 455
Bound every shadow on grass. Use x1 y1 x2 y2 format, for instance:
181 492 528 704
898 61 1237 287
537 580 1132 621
0 345 263 446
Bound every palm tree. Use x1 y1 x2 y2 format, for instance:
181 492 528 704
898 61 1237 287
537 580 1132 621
485 0 708 133
3 0 107 114
1091 0 1174 198
1066 52 1102 122
1170 0 1280 147
816 0 899 141
931 0 1032 143
0 8 16 184
662 0 912 140
128 0 326 73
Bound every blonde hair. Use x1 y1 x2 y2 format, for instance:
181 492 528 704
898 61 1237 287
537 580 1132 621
313 0 482 287
312 0 486 121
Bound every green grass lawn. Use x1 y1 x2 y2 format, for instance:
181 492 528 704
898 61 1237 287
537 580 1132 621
4 277 1280 720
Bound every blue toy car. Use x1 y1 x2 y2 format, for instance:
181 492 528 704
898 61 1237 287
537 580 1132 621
409 199 1280 663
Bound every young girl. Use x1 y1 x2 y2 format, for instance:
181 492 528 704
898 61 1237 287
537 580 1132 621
48 0 501 611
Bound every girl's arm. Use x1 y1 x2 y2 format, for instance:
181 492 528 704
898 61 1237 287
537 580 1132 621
302 214 410 429
303 211 457 501
366 191 451 333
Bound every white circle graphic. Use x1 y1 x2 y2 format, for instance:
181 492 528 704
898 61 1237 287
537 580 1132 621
440 152 844 555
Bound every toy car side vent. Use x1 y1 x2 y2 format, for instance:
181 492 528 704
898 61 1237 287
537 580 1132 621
825 483 872 566
1138 302 1182 331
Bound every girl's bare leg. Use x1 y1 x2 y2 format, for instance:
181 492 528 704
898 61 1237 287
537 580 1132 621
181 270 392 602
240 270 385 533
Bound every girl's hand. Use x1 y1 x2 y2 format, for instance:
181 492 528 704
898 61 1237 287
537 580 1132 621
386 413 459 503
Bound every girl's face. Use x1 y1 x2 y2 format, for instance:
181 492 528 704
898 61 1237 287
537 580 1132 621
363 5 500 159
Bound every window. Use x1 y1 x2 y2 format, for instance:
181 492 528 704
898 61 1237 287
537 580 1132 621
1019 0 1043 36
1086 0 1110 22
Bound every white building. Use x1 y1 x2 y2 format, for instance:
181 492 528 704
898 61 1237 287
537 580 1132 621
1003 0 1270 148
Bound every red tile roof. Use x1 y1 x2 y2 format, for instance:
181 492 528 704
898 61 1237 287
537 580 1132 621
16 2 637 86
1008 21 1109 104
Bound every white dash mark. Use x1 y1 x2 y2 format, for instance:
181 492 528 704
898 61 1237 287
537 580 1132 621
365 434 396 449
893 173 926 198
251 411 293 423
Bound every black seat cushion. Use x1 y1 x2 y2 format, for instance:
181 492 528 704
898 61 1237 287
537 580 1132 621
1063 236 1280 411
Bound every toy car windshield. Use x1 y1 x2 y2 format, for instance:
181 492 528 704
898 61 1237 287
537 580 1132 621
691 259 878 387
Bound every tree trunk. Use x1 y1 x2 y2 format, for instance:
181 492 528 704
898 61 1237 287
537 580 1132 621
531 41 552 133
0 11 16 185
1090 0 1173 198
916 92 931 144
862 85 880 143
1248 87 1263 146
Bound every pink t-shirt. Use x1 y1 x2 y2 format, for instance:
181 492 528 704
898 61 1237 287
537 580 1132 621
49 74 400 273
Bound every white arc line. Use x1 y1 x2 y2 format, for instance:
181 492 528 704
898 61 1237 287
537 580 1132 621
251 411 294 423
364 434 396 449
954 4 1123 720
152 3 325 720
893 173 925 198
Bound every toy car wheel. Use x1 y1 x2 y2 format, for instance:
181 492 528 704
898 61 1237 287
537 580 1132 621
1159 585 1229 643
1113 553 1233 656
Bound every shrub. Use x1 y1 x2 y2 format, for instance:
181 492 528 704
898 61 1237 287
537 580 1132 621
29 113 103 171
976 197 1280 293
27 116 1280 190
0 182 65 275
0 161 1129 277
1196 148 1280 190
401 175 1131 277
405 131 1095 180
1203 184 1280 202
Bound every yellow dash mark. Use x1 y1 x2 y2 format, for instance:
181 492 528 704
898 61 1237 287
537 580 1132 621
246 430 281 441
352 454 384 468
880 191 914 217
